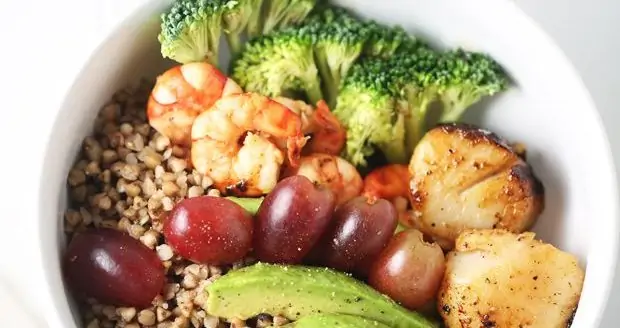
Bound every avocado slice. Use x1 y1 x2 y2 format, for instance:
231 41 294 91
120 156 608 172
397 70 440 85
225 196 264 215
280 313 391 327
204 263 438 328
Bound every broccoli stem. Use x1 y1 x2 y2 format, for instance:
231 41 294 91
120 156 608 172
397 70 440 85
439 104 468 123
405 101 431 154
314 52 339 107
247 0 266 38
405 113 425 155
225 34 243 60
438 88 479 123
305 82 324 105
247 21 263 39
225 196 264 215
344 126 374 168
208 54 220 68
261 0 288 35
379 113 408 164
323 76 339 109
381 141 408 164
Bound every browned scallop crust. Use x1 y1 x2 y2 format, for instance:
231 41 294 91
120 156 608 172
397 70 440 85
408 123 544 250
438 229 585 328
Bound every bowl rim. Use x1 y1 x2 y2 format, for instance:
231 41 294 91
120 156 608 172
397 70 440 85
497 2 619 325
35 2 163 327
36 1 620 327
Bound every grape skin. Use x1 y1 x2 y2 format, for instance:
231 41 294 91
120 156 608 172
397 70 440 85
163 196 253 265
63 228 165 307
254 176 336 264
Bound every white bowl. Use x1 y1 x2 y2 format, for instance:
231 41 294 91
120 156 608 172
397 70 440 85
37 0 619 327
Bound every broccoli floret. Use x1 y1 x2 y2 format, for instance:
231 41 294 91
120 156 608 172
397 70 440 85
333 57 408 166
363 22 420 58
248 0 318 38
334 48 510 168
435 49 510 122
159 0 226 66
333 50 439 167
231 28 323 103
390 49 443 154
299 8 369 107
222 0 263 58
231 3 427 108
294 7 427 108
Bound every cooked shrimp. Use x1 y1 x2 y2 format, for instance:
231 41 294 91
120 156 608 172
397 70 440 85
191 93 306 196
273 97 315 135
283 153 362 205
362 164 411 201
147 62 243 146
309 100 347 155
362 164 418 228
273 97 346 156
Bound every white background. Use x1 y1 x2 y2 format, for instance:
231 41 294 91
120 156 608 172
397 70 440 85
0 0 618 326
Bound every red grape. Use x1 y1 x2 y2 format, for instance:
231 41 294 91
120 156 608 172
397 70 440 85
163 196 253 265
254 176 336 264
368 229 446 310
311 196 398 272
63 228 165 307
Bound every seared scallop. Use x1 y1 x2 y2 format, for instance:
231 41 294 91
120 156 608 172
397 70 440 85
438 229 585 328
408 123 544 250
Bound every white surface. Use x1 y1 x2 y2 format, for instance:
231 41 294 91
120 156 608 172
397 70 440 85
1 0 619 327
516 2 620 326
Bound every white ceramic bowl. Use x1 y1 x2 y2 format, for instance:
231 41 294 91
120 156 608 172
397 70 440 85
37 0 619 327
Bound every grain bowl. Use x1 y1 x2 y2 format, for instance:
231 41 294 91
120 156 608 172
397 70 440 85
37 0 619 327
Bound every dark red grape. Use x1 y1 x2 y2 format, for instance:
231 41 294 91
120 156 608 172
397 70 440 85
163 196 253 265
254 176 336 264
63 228 165 307
368 229 446 310
310 196 398 272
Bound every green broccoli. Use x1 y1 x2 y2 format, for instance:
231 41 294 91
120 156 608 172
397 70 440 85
159 0 226 66
231 27 323 103
292 6 427 107
363 22 420 58
248 0 318 38
334 48 509 168
435 49 510 123
300 8 369 107
391 49 443 155
333 57 408 166
222 0 263 58
396 49 509 149
246 0 265 41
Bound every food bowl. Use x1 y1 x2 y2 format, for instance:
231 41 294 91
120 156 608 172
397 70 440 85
37 0 619 327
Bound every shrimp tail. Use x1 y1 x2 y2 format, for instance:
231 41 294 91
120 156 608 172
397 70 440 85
309 100 347 156
287 136 309 167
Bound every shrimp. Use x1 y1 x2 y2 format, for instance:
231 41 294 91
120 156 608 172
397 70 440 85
310 100 347 155
147 62 243 146
283 153 363 205
272 97 315 135
191 93 307 196
362 164 411 201
273 97 346 156
362 164 418 228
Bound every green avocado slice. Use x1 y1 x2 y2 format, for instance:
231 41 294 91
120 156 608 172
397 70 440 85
280 313 391 327
204 262 438 328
